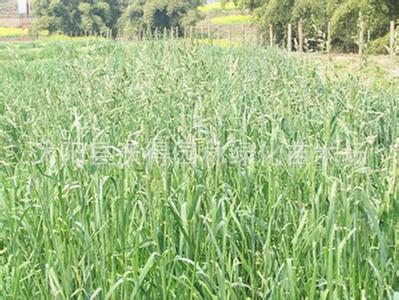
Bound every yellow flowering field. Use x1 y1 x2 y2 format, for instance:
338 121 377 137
0 27 29 38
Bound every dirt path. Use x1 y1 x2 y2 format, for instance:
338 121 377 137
0 15 34 28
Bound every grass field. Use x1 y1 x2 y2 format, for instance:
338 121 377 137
0 40 398 299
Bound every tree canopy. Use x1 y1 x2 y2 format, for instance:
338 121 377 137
33 0 204 35
118 0 203 35
227 0 399 51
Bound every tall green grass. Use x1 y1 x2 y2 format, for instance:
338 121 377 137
0 40 398 299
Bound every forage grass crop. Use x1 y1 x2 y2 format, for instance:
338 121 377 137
0 40 398 299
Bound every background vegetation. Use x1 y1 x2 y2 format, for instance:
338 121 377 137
225 0 399 51
30 0 399 51
32 0 205 36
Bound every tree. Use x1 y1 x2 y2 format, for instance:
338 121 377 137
118 0 204 36
254 0 294 43
33 0 123 34
33 0 203 36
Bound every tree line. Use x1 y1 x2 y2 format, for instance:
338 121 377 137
226 0 399 52
33 0 204 36
34 0 398 52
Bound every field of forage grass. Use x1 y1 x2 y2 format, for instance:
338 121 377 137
0 40 398 299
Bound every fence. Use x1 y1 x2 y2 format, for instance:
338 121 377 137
66 20 399 58
68 24 260 48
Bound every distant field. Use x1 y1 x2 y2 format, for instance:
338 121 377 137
209 15 253 26
0 27 28 37
0 40 397 299
198 1 252 29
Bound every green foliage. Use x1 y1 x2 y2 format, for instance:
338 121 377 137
368 33 390 54
255 0 294 42
330 0 363 51
32 0 203 36
231 0 399 52
291 0 328 37
33 0 120 34
223 0 264 11
78 1 111 33
117 2 145 35
118 0 204 36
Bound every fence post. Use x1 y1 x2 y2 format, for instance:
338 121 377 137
241 24 245 47
269 24 274 47
216 26 220 46
206 25 210 44
298 20 304 53
287 23 292 52
256 26 260 48
228 27 232 47
327 21 332 57
358 13 365 56
390 21 395 59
